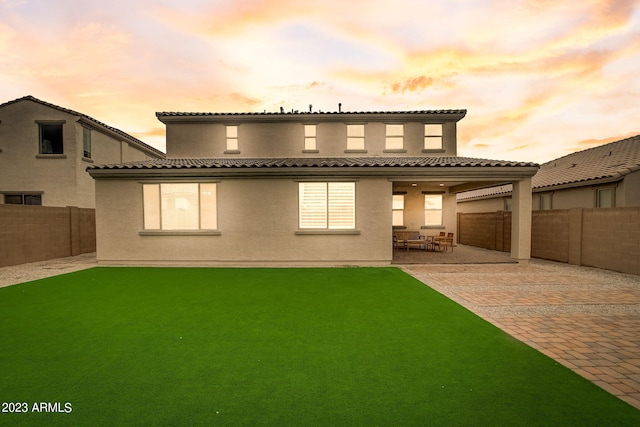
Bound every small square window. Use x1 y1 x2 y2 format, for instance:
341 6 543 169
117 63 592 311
596 188 614 208
385 124 404 150
347 125 365 150
424 124 443 150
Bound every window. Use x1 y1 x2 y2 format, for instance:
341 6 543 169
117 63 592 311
226 126 238 151
304 125 316 150
83 127 92 159
347 124 365 150
299 182 355 229
424 124 443 150
539 193 552 210
392 194 404 226
596 188 614 208
3 193 42 205
39 123 63 154
385 124 404 150
143 183 217 230
424 194 443 226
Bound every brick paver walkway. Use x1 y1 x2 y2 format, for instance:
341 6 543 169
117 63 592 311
404 259 640 410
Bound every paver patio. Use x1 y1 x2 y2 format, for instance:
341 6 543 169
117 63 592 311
403 257 640 410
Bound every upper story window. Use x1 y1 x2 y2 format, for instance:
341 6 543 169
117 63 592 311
226 126 238 151
83 127 92 159
424 124 443 150
304 125 316 150
298 182 355 230
392 194 405 226
38 122 64 154
347 125 365 150
385 124 404 150
143 183 217 231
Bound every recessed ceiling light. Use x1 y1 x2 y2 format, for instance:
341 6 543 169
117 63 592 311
439 183 445 186
411 183 417 187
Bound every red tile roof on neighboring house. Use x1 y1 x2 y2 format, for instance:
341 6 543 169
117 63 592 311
457 135 640 201
0 96 165 158
87 156 537 171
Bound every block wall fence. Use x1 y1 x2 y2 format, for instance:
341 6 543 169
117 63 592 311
0 205 96 267
457 207 640 275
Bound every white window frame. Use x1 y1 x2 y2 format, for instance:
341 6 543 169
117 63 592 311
424 194 443 226
385 124 404 150
143 183 217 231
424 124 443 150
298 182 355 230
347 124 365 150
304 124 317 150
392 194 405 226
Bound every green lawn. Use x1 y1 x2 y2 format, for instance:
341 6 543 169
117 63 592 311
1 267 638 426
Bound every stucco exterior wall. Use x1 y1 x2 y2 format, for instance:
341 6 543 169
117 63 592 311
166 121 458 159
0 101 80 207
0 99 162 208
95 177 393 266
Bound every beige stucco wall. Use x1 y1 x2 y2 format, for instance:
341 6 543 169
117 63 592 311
166 121 458 159
95 177 393 266
392 184 458 237
0 99 162 208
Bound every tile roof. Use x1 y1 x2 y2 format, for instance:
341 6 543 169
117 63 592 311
156 109 467 118
87 156 537 171
457 134 640 201
0 95 165 158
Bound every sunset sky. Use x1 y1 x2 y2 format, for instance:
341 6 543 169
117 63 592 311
1 0 639 163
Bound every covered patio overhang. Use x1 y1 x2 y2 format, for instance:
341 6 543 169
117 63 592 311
388 166 537 263
88 156 538 264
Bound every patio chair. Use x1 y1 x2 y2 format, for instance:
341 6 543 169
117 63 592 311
434 232 454 252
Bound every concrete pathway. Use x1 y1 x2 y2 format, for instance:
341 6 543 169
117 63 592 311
403 260 640 410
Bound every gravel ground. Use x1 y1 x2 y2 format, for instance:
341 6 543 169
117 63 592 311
0 253 97 288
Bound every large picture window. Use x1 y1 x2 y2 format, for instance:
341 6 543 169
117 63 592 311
299 182 355 229
143 183 217 230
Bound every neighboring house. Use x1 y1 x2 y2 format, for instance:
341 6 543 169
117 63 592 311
457 135 640 212
0 96 165 208
87 108 538 266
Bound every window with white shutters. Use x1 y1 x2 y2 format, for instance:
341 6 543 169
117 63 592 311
299 182 355 229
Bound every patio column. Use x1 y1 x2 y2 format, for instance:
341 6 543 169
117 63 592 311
511 177 532 263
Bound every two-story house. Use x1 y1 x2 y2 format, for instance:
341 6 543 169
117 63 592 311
88 107 538 266
0 96 165 208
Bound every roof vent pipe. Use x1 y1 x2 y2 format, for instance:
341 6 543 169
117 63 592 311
338 103 342 113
